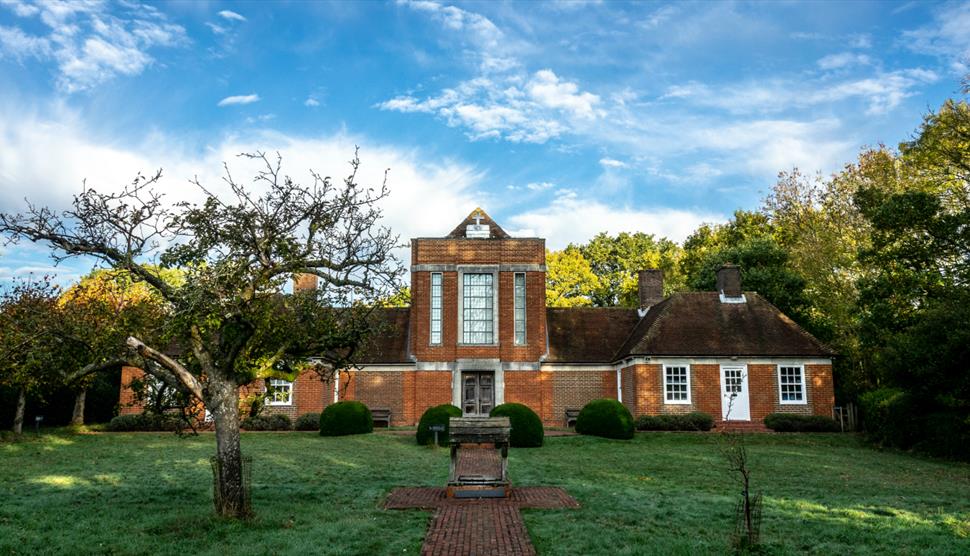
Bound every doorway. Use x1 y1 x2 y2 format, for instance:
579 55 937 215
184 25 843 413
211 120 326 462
461 371 495 416
720 365 751 420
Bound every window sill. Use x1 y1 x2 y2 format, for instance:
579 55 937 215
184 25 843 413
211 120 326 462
664 400 692 405
778 400 807 405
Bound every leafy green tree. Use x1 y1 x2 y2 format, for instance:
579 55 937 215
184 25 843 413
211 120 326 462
688 236 809 320
57 268 174 425
380 286 411 307
545 246 599 307
580 232 684 307
680 210 774 288
851 96 970 455
0 151 401 516
0 278 62 434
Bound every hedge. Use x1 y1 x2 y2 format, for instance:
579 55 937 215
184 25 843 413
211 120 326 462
636 412 714 431
107 413 178 432
294 413 321 431
859 387 918 447
242 413 292 431
490 403 543 447
575 399 634 439
416 404 462 446
763 413 840 432
319 401 373 436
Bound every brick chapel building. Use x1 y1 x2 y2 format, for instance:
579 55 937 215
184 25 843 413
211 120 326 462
120 208 835 429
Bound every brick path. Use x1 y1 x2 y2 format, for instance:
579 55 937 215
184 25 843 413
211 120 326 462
385 487 579 555
455 446 502 480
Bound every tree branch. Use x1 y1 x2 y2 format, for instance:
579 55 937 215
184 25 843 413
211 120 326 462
126 336 204 400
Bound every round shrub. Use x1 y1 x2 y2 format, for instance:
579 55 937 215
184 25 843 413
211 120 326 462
764 413 840 432
575 399 634 439
416 404 462 446
241 413 292 431
295 412 321 431
490 403 543 447
319 401 373 436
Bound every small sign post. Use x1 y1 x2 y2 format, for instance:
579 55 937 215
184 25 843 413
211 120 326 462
429 424 446 447
34 415 44 435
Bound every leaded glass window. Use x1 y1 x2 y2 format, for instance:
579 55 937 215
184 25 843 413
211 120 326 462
462 273 494 344
430 273 442 345
514 273 526 345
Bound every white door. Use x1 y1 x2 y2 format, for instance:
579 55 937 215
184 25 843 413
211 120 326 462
720 365 750 421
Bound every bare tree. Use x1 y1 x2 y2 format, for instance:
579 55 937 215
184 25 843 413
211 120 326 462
0 150 402 517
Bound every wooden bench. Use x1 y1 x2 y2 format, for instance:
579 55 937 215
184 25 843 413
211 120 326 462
565 408 581 428
370 407 391 428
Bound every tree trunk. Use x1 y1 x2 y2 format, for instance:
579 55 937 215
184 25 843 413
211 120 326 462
71 388 87 426
12 388 26 434
209 377 249 518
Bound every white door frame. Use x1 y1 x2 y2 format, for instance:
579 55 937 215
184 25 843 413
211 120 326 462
720 364 751 421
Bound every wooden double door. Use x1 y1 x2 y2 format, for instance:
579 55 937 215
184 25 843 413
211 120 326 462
462 371 495 416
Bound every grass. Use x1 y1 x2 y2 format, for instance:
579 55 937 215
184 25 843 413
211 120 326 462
0 431 967 555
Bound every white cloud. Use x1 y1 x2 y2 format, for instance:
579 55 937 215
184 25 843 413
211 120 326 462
506 191 723 248
0 0 187 92
304 97 320 107
660 69 937 115
525 181 555 191
527 69 601 119
217 93 260 107
599 158 627 169
903 1 970 72
379 69 597 143
0 104 489 282
218 10 247 22
817 52 870 70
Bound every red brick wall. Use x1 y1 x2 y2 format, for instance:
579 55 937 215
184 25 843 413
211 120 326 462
809 364 835 418
410 237 547 362
118 366 145 415
620 361 834 423
503 371 555 424
549 371 616 426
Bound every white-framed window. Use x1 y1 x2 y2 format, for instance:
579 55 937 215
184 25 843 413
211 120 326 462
514 272 526 345
663 364 691 404
266 379 293 406
430 272 442 345
778 365 806 404
462 273 494 344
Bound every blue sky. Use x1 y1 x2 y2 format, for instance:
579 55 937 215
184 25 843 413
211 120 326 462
1 0 969 284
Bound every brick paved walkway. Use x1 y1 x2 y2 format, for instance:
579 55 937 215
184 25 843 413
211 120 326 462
385 487 579 555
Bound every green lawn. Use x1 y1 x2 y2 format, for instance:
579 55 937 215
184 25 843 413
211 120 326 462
1 431 967 555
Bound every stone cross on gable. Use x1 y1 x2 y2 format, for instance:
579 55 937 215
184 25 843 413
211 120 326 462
473 211 482 226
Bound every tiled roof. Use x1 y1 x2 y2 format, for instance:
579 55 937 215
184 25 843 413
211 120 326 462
357 307 411 364
545 307 641 363
445 207 511 239
615 292 834 358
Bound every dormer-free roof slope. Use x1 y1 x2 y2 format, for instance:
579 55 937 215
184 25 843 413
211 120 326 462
614 292 834 358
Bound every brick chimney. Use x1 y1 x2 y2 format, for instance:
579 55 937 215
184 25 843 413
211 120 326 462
716 264 742 298
293 273 318 293
638 269 664 308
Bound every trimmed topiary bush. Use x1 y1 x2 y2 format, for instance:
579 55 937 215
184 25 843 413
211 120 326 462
636 412 714 431
295 412 321 431
490 403 544 447
764 413 840 432
107 413 178 431
416 404 462 446
241 413 292 431
575 399 634 439
319 401 373 436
